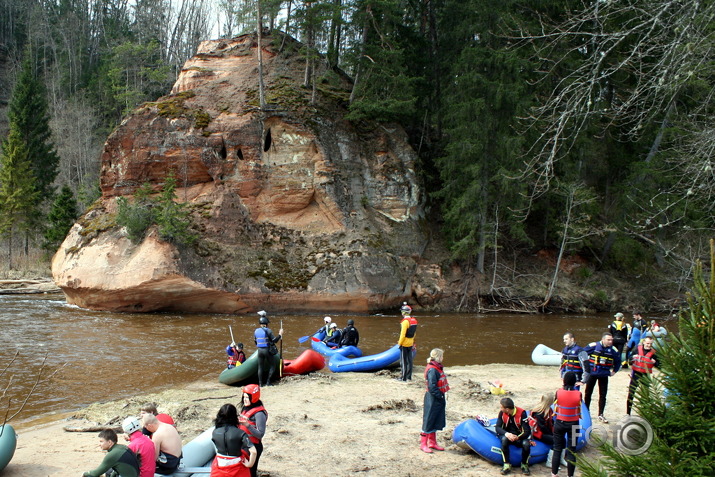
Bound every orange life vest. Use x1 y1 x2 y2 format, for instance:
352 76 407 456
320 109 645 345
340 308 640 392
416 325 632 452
554 389 582 422
631 345 656 374
239 405 267 444
424 362 450 394
500 407 526 431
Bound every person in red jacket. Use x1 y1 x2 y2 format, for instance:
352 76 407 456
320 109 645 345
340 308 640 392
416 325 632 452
495 397 531 475
551 371 582 477
626 336 660 415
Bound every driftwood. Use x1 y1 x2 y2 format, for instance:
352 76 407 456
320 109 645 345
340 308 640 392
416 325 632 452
63 424 123 433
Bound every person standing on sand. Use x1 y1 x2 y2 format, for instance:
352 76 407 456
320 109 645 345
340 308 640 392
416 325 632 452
608 312 631 368
397 302 418 381
579 332 621 423
560 332 583 382
421 348 450 453
83 428 140 477
211 403 257 477
626 336 660 415
239 384 269 477
550 371 582 477
495 397 531 475
122 416 155 477
254 310 283 387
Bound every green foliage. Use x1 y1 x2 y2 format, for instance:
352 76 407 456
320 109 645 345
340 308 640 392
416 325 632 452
606 235 652 273
116 174 196 245
43 185 79 251
580 240 715 476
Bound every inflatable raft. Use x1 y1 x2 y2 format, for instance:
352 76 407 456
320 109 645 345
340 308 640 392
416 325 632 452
0 424 17 472
453 403 592 466
168 427 215 476
310 331 362 358
282 349 325 376
218 350 281 386
328 344 405 373
531 344 561 366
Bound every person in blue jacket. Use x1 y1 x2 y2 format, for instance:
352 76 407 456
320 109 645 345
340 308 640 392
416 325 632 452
560 331 583 382
579 332 621 423
254 311 283 387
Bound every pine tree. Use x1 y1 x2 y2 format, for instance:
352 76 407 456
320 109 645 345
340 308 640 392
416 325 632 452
579 239 715 476
8 50 60 202
43 185 79 251
0 125 40 267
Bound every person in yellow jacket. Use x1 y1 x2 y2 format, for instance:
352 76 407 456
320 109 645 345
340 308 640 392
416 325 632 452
397 303 418 381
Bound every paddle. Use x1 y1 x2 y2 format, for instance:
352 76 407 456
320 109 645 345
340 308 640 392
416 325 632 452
279 320 284 378
298 335 311 343
229 325 235 344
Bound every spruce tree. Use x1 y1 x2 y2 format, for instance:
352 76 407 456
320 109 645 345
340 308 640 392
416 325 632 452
43 185 79 251
0 125 40 267
579 239 715 476
8 50 60 202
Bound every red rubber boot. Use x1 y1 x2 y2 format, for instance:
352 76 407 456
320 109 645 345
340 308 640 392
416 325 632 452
428 432 445 451
420 433 433 453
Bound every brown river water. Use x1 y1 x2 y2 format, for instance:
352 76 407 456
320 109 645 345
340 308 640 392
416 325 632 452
0 293 677 428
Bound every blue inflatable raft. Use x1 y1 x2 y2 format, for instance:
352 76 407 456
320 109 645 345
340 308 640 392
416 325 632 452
452 403 592 466
310 331 362 358
0 424 17 472
328 344 404 373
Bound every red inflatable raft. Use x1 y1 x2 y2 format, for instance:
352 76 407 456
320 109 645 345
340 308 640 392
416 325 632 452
282 349 325 376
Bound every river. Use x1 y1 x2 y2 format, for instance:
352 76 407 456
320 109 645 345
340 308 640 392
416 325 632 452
0 294 676 428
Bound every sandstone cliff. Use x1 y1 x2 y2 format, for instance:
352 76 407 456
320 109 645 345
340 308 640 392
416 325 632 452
51 32 444 314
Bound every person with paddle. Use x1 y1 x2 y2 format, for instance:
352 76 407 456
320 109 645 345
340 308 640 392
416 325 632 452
254 311 283 387
226 342 246 369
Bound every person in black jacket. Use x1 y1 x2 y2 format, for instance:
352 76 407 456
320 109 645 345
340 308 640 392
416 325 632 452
495 397 532 475
211 403 256 476
340 319 360 347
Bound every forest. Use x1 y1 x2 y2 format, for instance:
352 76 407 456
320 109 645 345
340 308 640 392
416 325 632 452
0 0 713 307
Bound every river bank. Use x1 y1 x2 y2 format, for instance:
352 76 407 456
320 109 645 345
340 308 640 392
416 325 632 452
7 364 634 476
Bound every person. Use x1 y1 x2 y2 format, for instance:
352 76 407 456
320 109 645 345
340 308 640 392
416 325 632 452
239 384 269 477
626 336 660 415
631 311 647 333
608 312 631 368
140 402 175 437
211 403 257 477
122 417 155 477
340 319 360 347
495 397 531 475
324 322 342 347
397 302 418 381
226 342 246 369
625 313 644 362
317 316 332 336
82 428 140 477
421 348 450 453
560 332 583 382
551 371 582 477
529 394 554 447
580 332 621 423
254 310 283 387
142 413 183 475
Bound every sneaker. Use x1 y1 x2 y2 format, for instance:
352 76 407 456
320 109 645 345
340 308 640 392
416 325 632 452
521 464 530 475
598 415 609 423
501 464 511 475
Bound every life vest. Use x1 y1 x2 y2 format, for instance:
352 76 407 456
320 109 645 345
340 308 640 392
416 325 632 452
239 405 267 444
424 362 450 394
610 321 630 341
631 345 656 374
226 346 239 367
554 389 582 422
561 345 583 372
402 316 418 338
527 410 552 439
254 327 268 348
500 407 526 431
588 342 616 374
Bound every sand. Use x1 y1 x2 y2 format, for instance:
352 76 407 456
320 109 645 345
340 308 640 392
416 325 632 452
6 364 635 476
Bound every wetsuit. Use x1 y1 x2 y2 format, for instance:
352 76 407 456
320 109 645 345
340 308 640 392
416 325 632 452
254 326 281 386
608 320 631 365
398 315 418 381
82 443 140 477
127 431 156 477
240 404 268 477
340 325 360 347
156 451 181 475
626 345 659 415
495 407 531 466
581 341 621 416
211 424 254 477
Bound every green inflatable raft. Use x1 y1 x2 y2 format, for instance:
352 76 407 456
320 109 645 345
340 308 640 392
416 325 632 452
0 424 17 471
218 350 282 386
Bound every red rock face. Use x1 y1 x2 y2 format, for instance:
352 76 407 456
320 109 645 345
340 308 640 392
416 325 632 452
52 33 442 314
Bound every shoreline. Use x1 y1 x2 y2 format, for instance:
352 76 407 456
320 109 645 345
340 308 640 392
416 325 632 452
5 363 635 476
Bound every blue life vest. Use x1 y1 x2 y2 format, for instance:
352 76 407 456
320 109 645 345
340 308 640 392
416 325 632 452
254 327 268 348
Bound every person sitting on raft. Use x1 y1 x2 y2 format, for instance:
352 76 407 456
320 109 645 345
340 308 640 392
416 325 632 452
495 397 531 475
317 316 332 336
142 413 183 475
227 342 246 369
340 319 360 347
82 428 140 477
140 402 175 437
529 394 556 467
323 322 342 347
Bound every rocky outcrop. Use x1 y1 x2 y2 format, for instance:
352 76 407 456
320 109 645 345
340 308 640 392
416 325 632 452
51 32 445 314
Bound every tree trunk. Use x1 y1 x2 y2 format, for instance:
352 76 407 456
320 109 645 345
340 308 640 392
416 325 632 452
543 188 574 307
490 204 499 294
256 0 265 110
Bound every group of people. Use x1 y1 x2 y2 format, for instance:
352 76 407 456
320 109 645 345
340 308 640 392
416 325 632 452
316 316 360 348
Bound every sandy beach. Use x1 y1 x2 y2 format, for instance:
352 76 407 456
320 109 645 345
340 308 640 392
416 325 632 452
6 364 635 476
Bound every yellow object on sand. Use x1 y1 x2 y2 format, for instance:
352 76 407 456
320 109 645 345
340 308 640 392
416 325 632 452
490 386 506 395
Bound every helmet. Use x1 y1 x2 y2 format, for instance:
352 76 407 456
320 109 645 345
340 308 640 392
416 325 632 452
243 384 261 404
400 302 412 315
347 319 354 326
122 416 141 435
324 316 331 323
330 322 337 329
259 316 269 325
237 342 244 349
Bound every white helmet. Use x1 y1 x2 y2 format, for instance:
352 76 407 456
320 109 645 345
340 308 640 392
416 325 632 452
324 316 331 323
330 322 337 329
122 416 141 435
